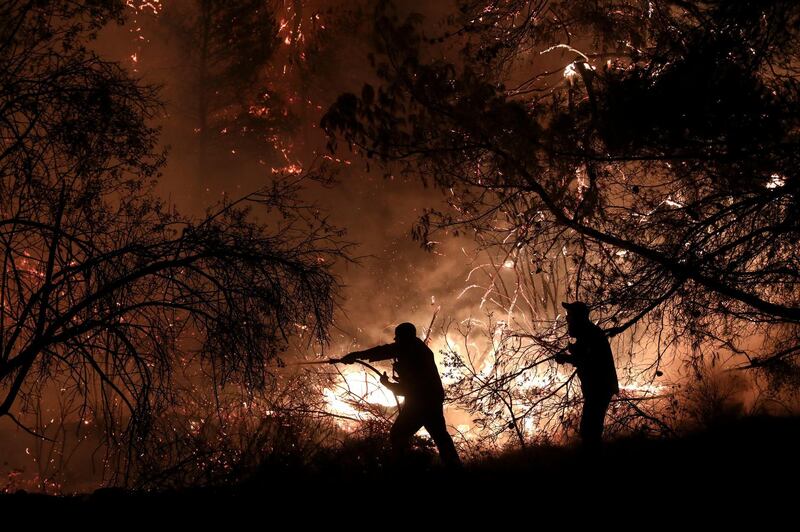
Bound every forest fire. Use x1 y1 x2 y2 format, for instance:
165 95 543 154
322 369 400 422
318 322 672 446
1 0 799 505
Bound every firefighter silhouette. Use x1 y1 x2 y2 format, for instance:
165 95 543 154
341 322 461 467
555 302 619 447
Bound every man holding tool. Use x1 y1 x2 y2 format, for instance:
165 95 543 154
555 301 619 448
340 322 462 468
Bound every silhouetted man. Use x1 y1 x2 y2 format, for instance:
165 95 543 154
555 301 619 448
341 322 461 467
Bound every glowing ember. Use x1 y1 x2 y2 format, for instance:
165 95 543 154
767 174 786 189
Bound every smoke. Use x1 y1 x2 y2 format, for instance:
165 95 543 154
105 0 485 351
0 0 485 491
4 0 790 493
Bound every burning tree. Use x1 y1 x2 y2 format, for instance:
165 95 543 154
0 1 347 484
157 0 291 183
323 0 800 442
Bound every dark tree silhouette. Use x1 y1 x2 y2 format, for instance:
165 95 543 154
0 1 346 478
324 0 800 435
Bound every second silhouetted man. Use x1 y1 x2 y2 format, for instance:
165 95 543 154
555 301 619 447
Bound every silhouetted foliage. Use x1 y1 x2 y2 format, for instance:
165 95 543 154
0 1 347 482
324 1 800 406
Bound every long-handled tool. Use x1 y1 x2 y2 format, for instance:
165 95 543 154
290 357 383 376
290 357 403 410
291 358 344 366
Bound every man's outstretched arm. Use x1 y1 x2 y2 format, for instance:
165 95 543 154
341 344 396 363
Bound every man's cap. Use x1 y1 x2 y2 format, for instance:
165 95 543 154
561 301 590 318
394 322 417 339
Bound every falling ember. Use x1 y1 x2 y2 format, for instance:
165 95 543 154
271 163 303 174
125 1 162 14
124 0 162 75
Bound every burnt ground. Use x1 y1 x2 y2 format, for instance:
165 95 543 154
2 415 797 525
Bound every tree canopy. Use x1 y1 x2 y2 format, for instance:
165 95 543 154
0 0 346 478
322 0 800 440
